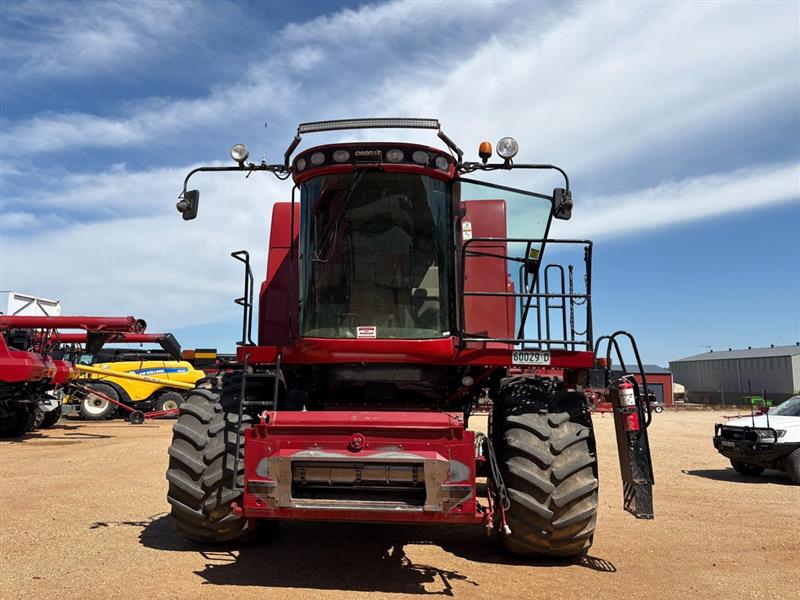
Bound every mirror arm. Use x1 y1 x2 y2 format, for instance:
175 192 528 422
180 163 289 196
458 162 569 191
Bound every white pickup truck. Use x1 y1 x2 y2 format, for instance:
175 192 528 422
713 396 800 484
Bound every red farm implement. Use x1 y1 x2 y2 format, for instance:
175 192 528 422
165 118 655 557
0 315 146 436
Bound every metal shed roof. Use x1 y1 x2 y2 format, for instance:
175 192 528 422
671 344 800 363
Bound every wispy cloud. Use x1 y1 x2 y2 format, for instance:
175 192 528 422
1 0 798 340
1 1 189 78
549 162 800 240
0 167 288 329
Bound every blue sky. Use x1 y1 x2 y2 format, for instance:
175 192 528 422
1 0 798 366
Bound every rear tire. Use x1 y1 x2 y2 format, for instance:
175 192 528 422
492 380 598 558
166 388 253 543
730 460 765 477
784 449 800 484
80 382 119 420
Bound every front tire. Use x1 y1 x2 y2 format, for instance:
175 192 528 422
154 391 184 414
784 449 800 484
492 380 598 558
730 460 765 477
166 388 253 543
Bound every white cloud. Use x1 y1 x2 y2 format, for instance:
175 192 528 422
0 165 289 331
2 0 507 156
549 162 800 240
1 0 798 336
1 1 189 78
377 1 799 174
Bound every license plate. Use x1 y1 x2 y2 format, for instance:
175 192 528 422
721 441 735 448
512 350 551 366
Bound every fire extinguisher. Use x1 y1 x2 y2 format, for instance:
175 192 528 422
618 380 640 432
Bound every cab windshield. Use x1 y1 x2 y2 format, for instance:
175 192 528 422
299 171 451 339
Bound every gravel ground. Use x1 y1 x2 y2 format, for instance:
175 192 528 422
1 410 798 599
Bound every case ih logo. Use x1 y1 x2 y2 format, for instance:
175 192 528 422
354 149 382 161
357 326 377 338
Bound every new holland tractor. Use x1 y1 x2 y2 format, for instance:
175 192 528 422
166 118 655 557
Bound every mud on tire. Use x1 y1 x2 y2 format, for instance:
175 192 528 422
492 379 598 557
166 388 253 543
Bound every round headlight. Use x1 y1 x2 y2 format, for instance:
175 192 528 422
310 152 325 166
230 143 249 164
435 155 450 171
496 137 518 160
385 149 404 163
296 157 307 172
412 150 429 165
332 149 350 163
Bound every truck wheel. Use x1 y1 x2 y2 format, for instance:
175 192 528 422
39 405 62 429
166 388 254 543
80 382 119 420
155 391 184 415
730 460 765 477
492 381 598 558
784 449 800 484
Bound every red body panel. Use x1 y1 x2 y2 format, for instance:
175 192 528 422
238 339 594 369
0 335 50 384
461 200 515 345
242 410 482 524
259 202 300 346
51 359 78 385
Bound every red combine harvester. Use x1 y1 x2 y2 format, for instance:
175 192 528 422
166 118 655 557
0 315 146 436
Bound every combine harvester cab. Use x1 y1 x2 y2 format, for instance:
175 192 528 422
166 118 655 556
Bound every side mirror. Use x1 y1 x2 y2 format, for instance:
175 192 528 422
158 333 182 360
553 188 573 220
176 190 199 221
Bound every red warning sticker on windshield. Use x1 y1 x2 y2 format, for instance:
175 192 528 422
357 326 377 339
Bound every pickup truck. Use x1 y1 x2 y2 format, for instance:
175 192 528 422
713 396 800 484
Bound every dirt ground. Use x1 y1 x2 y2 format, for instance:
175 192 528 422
1 410 797 599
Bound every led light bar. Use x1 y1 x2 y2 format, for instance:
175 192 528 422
298 118 440 134
285 117 462 168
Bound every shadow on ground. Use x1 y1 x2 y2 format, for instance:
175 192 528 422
682 468 792 485
90 513 616 595
2 422 116 444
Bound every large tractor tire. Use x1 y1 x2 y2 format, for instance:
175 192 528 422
80 382 119 420
492 380 598 558
166 388 254 543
